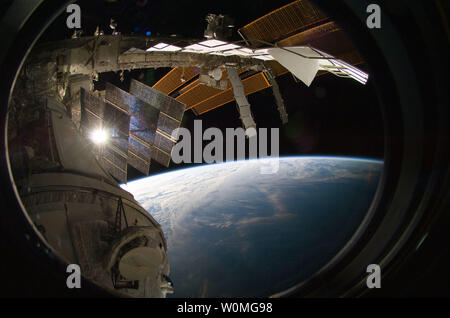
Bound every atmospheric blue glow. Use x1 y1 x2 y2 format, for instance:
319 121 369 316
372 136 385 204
121 155 384 186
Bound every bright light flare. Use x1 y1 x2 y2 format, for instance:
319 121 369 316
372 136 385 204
90 128 109 145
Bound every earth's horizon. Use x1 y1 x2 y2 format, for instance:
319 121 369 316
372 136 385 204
123 156 383 297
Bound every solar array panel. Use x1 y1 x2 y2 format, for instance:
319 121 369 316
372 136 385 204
152 66 199 95
130 79 185 122
80 88 129 183
277 21 339 47
192 72 271 115
130 79 186 167
101 145 128 183
176 83 224 110
238 0 327 46
80 89 104 131
80 81 186 181
105 83 159 175
161 68 244 110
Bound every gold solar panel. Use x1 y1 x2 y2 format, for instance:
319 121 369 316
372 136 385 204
267 61 290 77
239 0 327 46
175 68 244 110
266 21 362 77
278 21 362 63
177 79 201 96
277 21 340 47
176 83 222 110
192 90 234 115
152 66 199 95
192 72 271 115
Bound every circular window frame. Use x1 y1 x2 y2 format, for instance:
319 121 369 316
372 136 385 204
0 0 448 297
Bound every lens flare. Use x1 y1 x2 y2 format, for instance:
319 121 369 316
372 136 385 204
91 128 109 144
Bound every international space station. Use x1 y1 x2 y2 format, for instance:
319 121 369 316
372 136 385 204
7 1 368 297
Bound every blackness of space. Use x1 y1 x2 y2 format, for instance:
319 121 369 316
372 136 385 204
37 0 384 181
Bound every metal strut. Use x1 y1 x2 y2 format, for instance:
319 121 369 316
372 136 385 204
114 197 129 233
264 71 288 124
226 67 257 137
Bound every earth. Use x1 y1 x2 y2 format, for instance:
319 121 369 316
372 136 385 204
122 156 383 297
